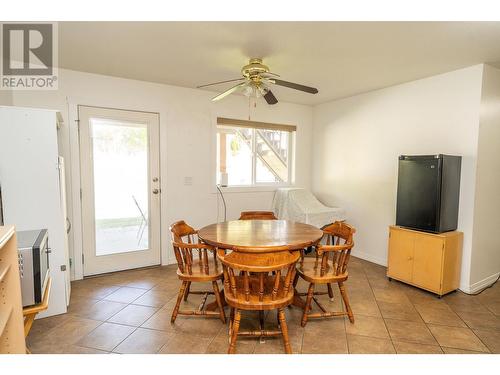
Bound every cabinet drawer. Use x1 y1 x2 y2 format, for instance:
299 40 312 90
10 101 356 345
412 235 444 292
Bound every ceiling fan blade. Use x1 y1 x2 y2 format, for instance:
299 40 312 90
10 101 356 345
197 78 245 89
272 79 319 94
258 86 278 105
212 82 248 102
261 71 281 78
263 90 278 105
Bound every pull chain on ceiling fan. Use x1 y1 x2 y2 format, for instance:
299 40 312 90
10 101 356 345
197 58 319 105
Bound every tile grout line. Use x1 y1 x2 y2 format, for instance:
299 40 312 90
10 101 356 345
382 277 494 354
109 325 140 354
204 316 227 354
449 307 497 350
423 300 493 353
376 276 450 352
109 275 179 354
77 276 167 353
362 264 397 353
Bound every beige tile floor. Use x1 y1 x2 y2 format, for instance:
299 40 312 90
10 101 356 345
27 257 500 354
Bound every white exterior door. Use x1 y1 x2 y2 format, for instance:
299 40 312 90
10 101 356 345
79 106 161 276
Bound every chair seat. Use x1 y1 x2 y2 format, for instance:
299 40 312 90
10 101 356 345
224 275 295 310
296 258 348 284
177 259 223 281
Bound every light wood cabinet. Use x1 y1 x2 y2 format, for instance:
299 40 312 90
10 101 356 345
0 226 26 353
387 226 463 296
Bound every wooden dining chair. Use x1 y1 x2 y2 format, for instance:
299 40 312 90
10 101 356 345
294 221 356 327
238 211 278 220
216 247 300 354
169 220 226 324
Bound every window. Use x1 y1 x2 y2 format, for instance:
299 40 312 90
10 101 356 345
216 117 295 186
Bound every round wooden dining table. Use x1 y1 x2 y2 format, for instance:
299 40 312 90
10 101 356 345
198 219 324 252
198 219 324 311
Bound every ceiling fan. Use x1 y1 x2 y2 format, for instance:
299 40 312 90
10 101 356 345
197 58 319 105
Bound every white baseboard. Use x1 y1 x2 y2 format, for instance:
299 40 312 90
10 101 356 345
352 251 499 295
162 258 175 266
351 250 387 267
460 272 500 294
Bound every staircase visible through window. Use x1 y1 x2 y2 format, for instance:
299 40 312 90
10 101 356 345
216 117 295 186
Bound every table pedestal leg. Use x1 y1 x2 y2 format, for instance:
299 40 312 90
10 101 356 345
206 289 227 311
291 288 306 309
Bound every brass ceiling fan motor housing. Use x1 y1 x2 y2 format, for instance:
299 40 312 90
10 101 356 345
241 58 269 83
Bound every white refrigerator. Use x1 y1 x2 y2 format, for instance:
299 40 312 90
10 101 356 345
0 106 71 317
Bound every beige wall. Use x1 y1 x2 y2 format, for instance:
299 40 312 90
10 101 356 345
470 64 500 289
0 89 12 105
312 65 484 291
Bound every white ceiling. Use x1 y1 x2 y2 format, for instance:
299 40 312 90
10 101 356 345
59 22 500 105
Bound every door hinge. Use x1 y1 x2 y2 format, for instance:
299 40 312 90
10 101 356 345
82 253 85 264
69 258 73 267
80 188 83 200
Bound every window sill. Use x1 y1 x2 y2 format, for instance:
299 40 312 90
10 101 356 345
212 185 293 194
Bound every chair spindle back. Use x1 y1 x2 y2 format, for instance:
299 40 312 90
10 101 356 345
217 248 299 302
311 221 355 277
170 220 218 275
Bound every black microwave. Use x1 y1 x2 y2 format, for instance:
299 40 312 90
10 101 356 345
17 229 50 307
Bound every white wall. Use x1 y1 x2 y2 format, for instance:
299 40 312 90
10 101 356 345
312 65 484 291
10 63 496 294
469 64 500 289
11 68 313 279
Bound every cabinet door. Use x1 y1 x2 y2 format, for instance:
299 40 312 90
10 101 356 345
388 229 414 282
412 235 443 293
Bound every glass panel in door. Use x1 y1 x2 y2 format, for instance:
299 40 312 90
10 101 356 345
91 119 149 255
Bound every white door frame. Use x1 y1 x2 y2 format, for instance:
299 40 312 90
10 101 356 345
67 99 168 280
78 105 161 276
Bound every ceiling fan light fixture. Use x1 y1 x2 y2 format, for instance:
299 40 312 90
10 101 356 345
201 58 318 105
242 84 255 97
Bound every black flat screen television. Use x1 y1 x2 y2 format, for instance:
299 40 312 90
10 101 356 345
396 154 461 233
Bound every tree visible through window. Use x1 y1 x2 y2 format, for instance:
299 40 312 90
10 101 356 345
216 118 295 186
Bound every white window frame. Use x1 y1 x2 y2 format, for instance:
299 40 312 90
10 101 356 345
215 117 296 188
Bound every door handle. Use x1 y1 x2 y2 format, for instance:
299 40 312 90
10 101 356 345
153 188 160 194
